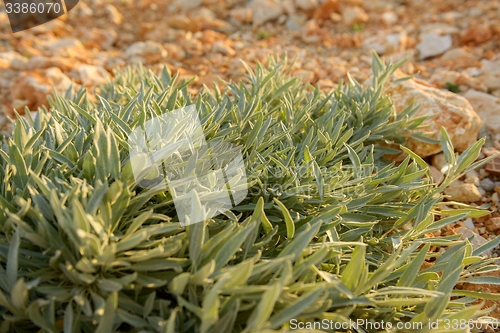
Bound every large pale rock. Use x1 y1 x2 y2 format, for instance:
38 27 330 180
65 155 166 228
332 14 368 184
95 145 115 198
440 48 480 69
441 48 474 62
85 28 117 50
429 70 487 92
381 11 398 25
105 4 123 25
301 19 325 43
362 30 407 55
74 2 93 18
282 0 296 15
479 56 500 91
43 38 85 58
251 0 283 26
463 90 500 133
167 15 201 32
230 8 253 24
0 51 28 70
342 6 368 26
461 24 492 44
25 56 74 71
444 183 482 202
293 69 315 84
125 41 167 65
191 8 228 32
75 65 109 86
286 13 307 30
163 43 187 60
385 70 482 157
417 34 452 60
420 23 459 35
172 0 202 10
296 0 318 11
10 68 77 111
212 41 235 56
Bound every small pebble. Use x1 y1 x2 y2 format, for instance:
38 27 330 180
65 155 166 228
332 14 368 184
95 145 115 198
464 170 480 186
479 169 490 178
464 218 475 229
444 183 482 203
492 192 499 204
480 178 495 191
431 153 447 171
485 217 500 233
483 147 500 157
477 186 486 196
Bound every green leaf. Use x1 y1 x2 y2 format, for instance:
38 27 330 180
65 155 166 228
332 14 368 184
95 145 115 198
440 127 455 166
116 230 148 253
278 221 321 261
10 278 28 310
245 282 282 332
168 273 190 296
452 290 500 300
397 244 430 287
341 245 366 292
7 229 20 290
246 113 263 148
125 210 153 237
131 258 189 272
221 259 254 289
345 143 361 169
456 138 485 174
108 128 121 179
256 197 273 234
472 234 500 257
439 208 490 218
165 308 179 333
273 198 295 238
399 145 430 170
95 292 118 333
9 143 28 189
27 302 58 333
191 260 215 285
462 276 500 285
271 78 297 99
97 279 123 292
201 285 220 333
143 291 156 317
410 132 440 144
64 303 75 333
267 286 324 329
214 223 256 272
188 216 206 271
83 150 96 181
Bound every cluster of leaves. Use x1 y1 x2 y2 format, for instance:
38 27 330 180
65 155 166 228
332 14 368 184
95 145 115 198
0 55 499 333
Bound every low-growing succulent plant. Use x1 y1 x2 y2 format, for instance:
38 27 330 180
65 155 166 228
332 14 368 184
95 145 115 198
0 55 499 332
445 81 460 94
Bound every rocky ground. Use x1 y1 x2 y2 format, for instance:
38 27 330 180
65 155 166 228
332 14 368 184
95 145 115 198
1 0 500 318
